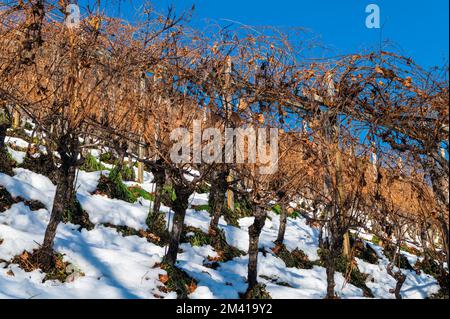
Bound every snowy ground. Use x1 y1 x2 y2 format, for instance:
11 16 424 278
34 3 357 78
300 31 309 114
0 139 441 299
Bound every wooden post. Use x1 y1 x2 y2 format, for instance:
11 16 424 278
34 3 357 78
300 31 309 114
227 173 234 211
335 146 351 259
137 74 146 184
224 56 234 212
137 141 144 183
372 147 383 247
13 109 20 128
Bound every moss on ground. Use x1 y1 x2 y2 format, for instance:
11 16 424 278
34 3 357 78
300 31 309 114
62 198 94 230
192 204 210 212
160 262 197 299
11 249 83 283
272 243 313 269
96 167 136 203
181 226 244 262
102 223 167 247
23 199 46 211
145 211 169 242
259 275 293 288
20 153 58 184
0 148 15 175
182 226 211 247
351 238 379 265
0 186 15 212
129 185 154 201
99 152 115 164
243 284 272 299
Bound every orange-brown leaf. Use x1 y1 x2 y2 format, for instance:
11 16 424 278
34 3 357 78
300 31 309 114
159 274 169 284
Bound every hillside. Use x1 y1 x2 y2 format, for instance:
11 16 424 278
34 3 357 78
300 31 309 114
0 134 442 299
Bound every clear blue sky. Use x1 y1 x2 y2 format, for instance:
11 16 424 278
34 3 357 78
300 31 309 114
82 0 449 69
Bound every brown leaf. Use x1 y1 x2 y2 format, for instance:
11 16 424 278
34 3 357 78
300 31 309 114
159 274 169 284
238 99 248 111
271 244 282 254
375 65 384 75
55 258 65 270
138 230 148 237
257 114 265 124
207 255 221 262
19 251 29 262
147 233 161 242
187 280 197 294
403 76 412 88
6 269 14 277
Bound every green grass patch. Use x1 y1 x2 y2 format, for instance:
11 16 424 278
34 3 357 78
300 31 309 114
182 226 212 247
96 167 137 203
161 184 177 206
271 204 282 215
99 152 115 164
81 154 107 172
129 185 154 201
371 235 380 245
192 204 210 212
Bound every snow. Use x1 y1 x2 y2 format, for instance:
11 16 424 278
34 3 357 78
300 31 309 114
75 170 108 195
7 147 26 164
189 192 210 207
78 194 149 230
356 244 440 299
0 168 55 210
4 137 29 149
0 203 173 299
0 157 442 299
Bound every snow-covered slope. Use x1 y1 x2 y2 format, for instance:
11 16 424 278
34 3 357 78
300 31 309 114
0 163 441 299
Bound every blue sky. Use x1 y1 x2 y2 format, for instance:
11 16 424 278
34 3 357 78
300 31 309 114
81 0 449 69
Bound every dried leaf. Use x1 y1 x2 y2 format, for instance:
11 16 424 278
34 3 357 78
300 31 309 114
375 65 384 75
403 76 412 88
238 99 248 111
257 114 265 124
20 251 29 262
207 255 222 262
55 258 64 270
271 244 282 254
159 274 169 284
187 281 197 294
